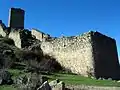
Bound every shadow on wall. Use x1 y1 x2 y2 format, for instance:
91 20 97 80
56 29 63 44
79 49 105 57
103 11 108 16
92 32 120 80
14 48 63 72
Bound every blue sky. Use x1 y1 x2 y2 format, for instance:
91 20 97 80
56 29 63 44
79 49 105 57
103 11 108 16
0 0 120 59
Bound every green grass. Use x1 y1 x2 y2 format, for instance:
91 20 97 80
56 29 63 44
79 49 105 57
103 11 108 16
0 85 17 90
0 69 120 90
44 72 120 87
8 69 24 76
0 69 24 90
7 69 120 86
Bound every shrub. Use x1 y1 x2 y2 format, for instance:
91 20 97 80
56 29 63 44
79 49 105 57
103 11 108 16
0 42 16 69
0 37 14 45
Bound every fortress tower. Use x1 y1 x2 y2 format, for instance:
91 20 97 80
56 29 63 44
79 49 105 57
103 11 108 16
8 8 25 29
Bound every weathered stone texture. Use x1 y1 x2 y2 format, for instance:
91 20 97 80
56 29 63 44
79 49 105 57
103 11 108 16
8 29 32 48
41 31 120 79
49 80 65 90
31 29 50 41
8 29 21 48
41 32 95 76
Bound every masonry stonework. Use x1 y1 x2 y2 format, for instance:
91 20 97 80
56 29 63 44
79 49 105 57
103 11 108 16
31 29 50 41
41 31 120 79
9 29 32 48
8 29 22 48
41 32 95 77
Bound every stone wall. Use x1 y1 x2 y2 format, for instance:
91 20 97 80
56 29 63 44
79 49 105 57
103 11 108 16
8 29 21 48
8 29 32 48
31 29 50 41
91 32 120 79
41 32 95 76
41 31 120 79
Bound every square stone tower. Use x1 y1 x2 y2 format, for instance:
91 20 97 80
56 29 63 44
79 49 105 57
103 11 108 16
8 8 25 29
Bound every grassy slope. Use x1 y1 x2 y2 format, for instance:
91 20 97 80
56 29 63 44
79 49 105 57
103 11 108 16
46 73 120 86
0 69 120 90
0 85 17 90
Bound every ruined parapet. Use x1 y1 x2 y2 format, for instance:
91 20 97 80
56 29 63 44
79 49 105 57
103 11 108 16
41 31 120 79
31 29 50 41
0 20 7 37
8 29 32 48
8 8 25 29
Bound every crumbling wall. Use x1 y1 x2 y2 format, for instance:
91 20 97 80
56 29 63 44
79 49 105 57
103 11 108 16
41 32 95 76
8 29 21 48
31 29 50 41
8 29 33 48
41 31 120 79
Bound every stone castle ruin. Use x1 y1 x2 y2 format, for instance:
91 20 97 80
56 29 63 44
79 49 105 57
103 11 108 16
0 8 120 79
41 31 120 79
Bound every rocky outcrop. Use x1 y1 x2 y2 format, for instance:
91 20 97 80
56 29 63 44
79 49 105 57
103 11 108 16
37 79 65 90
0 38 16 69
14 73 64 90
37 81 51 90
49 79 65 90
0 70 13 85
14 73 46 90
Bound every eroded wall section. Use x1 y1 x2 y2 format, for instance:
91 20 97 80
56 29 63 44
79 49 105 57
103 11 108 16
41 32 95 76
9 29 21 48
31 29 50 41
9 29 33 48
